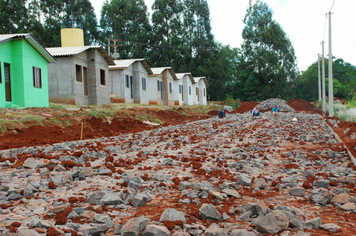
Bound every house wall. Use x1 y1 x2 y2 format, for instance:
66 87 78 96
183 77 194 105
0 41 12 108
48 48 110 105
87 49 111 105
48 57 76 104
110 69 126 103
162 70 174 106
132 62 148 104
197 79 207 105
173 78 184 105
0 39 49 108
147 76 163 105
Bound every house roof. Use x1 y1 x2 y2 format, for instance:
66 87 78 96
194 77 209 87
46 46 115 65
150 67 178 80
176 72 195 83
0 33 56 63
109 58 153 74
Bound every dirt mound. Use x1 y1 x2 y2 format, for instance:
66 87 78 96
231 101 259 114
287 99 321 114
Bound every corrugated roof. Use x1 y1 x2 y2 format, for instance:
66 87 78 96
0 33 56 63
109 58 153 74
194 77 209 87
176 72 195 83
46 46 115 65
150 67 177 80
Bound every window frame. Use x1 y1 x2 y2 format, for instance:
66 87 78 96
100 69 106 86
142 77 146 90
75 65 82 82
33 66 42 88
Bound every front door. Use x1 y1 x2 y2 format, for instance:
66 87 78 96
4 63 11 102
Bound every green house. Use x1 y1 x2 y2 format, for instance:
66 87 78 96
0 34 56 108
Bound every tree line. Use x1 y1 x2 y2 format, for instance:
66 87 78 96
1 0 355 102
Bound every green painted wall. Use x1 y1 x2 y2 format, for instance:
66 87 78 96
0 39 49 108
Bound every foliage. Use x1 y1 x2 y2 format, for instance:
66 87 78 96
225 95 240 110
297 57 356 101
237 0 299 101
0 0 28 34
100 0 152 58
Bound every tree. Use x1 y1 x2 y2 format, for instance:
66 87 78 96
297 57 356 101
149 0 185 67
39 0 99 47
0 0 28 34
238 0 299 100
100 0 152 59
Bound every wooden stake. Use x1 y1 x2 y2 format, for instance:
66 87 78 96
80 121 84 140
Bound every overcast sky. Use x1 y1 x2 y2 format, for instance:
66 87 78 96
90 0 355 71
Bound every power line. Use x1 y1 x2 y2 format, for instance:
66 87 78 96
330 0 336 11
322 14 328 42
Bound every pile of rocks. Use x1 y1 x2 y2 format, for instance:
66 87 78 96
0 109 355 235
258 98 295 112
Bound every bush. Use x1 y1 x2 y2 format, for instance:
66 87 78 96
225 95 240 110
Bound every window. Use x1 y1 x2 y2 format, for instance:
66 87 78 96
125 75 130 88
75 65 82 82
83 67 88 96
33 67 42 88
196 87 199 96
100 69 105 85
169 82 172 93
179 85 182 94
189 86 191 95
142 77 146 90
5 63 11 101
204 88 206 97
0 62 2 83
157 80 160 91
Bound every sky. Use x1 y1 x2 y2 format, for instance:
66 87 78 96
90 0 355 72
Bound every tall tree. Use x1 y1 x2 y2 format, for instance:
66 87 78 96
39 0 99 47
237 0 299 101
149 0 185 67
100 0 152 59
0 0 28 34
297 57 356 101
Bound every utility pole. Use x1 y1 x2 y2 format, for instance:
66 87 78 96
107 38 121 60
318 54 321 101
322 41 326 113
328 11 334 117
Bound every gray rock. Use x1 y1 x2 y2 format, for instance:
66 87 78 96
204 223 228 236
313 180 330 188
93 213 111 223
132 193 149 207
237 174 252 186
289 187 305 196
255 210 289 234
179 181 194 191
100 192 123 205
305 217 321 230
231 229 258 236
159 208 186 223
121 216 150 236
83 225 109 236
222 188 241 199
142 225 171 236
23 158 45 169
320 223 341 233
199 203 222 221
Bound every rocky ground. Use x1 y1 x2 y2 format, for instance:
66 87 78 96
0 99 356 236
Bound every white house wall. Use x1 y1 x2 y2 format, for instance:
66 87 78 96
147 76 163 105
173 78 184 105
183 76 194 105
